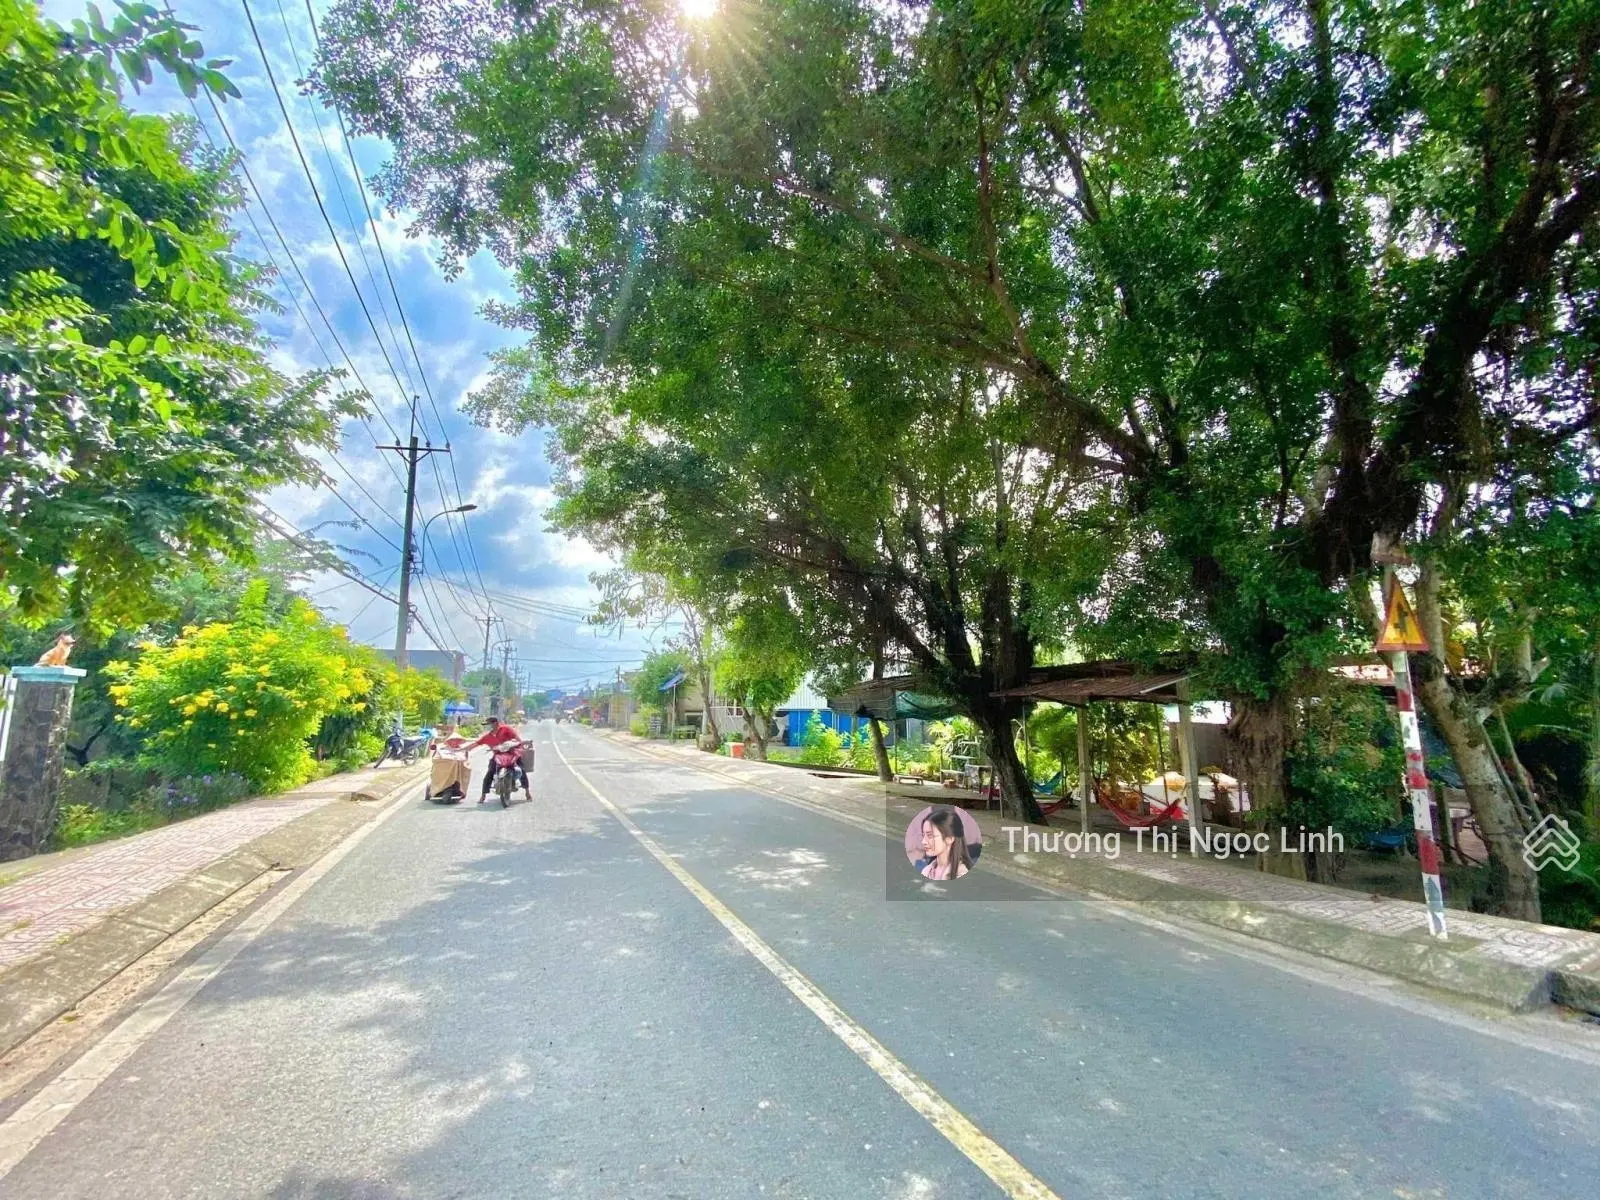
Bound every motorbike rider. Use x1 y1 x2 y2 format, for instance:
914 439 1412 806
468 715 532 804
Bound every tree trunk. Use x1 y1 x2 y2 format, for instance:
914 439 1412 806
1411 656 1542 921
973 708 1040 823
695 664 721 751
868 716 892 782
1227 692 1290 819
64 715 112 768
1589 634 1600 834
1414 559 1542 921
742 708 769 760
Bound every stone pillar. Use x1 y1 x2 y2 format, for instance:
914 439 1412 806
0 666 87 862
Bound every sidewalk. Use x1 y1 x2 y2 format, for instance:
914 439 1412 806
600 731 1600 1016
0 762 426 1055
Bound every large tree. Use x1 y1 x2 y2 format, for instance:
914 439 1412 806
319 0 1600 906
1 0 348 631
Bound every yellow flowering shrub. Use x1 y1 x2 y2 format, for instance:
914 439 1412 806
106 582 376 790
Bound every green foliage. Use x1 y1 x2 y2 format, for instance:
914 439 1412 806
0 0 347 631
54 802 153 847
330 730 384 774
1285 690 1406 840
396 667 460 727
628 712 650 737
2 540 330 767
105 582 377 790
797 713 844 767
318 0 1600 850
632 650 691 706
463 667 511 692
843 728 877 773
54 767 251 849
716 600 809 739
1539 842 1600 932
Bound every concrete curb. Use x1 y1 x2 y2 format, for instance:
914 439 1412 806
0 764 427 1058
595 730 1579 1015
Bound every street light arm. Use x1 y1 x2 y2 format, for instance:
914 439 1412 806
417 503 478 574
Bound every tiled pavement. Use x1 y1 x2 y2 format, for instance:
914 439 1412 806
0 770 399 973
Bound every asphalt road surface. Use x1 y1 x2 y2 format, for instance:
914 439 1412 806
3 724 1598 1199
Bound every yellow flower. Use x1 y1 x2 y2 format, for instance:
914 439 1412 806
183 704 198 716
244 708 257 717
207 742 216 748
214 701 229 713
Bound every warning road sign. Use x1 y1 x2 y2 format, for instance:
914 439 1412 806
1376 577 1431 653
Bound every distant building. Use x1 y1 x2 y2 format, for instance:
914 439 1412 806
372 648 466 684
774 676 867 745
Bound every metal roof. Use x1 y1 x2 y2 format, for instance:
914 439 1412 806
990 662 1196 706
659 670 688 692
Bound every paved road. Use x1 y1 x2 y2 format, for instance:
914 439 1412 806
3 725 1598 1198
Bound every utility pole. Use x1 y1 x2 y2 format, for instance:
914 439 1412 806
474 606 495 674
377 430 449 675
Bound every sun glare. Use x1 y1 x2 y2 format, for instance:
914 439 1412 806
679 0 718 20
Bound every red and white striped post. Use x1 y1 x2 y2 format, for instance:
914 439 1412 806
1388 649 1449 939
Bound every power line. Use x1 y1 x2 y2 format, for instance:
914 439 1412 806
182 2 493 631
343 565 399 627
263 512 449 652
171 56 406 483
320 479 402 551
301 0 496 609
239 0 422 432
179 69 411 491
270 0 415 395
300 0 492 614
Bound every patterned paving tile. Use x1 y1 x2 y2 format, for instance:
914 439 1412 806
0 768 403 972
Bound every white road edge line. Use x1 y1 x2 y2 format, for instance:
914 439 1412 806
0 781 423 1181
551 734 1063 1200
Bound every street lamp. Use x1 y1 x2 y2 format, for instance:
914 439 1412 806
417 503 477 574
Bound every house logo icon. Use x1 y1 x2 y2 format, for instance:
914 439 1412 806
1522 814 1581 874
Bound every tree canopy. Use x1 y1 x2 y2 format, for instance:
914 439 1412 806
1 0 350 630
317 0 1600 910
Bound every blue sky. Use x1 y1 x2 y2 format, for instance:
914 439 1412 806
44 0 674 690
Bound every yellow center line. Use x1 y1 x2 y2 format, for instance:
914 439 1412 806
552 737 1064 1200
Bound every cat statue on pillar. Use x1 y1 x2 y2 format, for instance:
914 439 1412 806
35 633 75 667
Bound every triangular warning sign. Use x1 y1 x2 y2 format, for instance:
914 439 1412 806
1376 578 1431 653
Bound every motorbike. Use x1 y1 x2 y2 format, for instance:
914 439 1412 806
378 730 431 766
490 741 532 807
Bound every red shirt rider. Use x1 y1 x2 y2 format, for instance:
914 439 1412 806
469 720 522 752
469 720 531 802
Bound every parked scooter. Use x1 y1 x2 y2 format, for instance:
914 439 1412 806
376 725 432 767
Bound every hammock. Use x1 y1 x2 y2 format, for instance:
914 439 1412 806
1034 770 1064 796
1103 797 1186 829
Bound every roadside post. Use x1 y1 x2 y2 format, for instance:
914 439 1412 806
0 665 88 862
1373 553 1449 940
